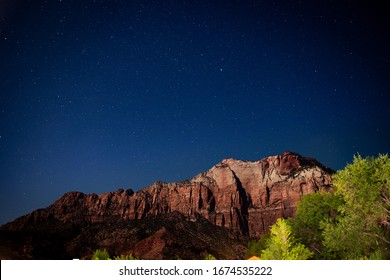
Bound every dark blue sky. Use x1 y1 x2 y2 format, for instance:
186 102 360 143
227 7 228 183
1 0 389 224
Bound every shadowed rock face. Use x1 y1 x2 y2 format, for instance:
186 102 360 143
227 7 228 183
2 152 333 238
0 212 247 260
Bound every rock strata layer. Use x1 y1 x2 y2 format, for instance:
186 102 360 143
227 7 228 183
3 151 333 237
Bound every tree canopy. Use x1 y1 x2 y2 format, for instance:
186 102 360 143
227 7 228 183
321 154 390 259
256 154 390 260
261 218 313 260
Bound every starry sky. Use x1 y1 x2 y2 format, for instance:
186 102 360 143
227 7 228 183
1 0 389 224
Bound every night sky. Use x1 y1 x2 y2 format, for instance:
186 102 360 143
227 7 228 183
1 0 389 225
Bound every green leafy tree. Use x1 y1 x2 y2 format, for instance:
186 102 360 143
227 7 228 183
261 218 313 260
290 191 344 258
246 233 270 258
321 154 390 259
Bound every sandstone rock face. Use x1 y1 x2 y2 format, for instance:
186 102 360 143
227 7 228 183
3 151 333 237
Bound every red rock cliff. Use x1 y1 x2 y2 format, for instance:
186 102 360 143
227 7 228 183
5 151 333 237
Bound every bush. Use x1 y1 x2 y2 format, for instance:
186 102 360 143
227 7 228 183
114 253 139 260
91 249 140 260
91 249 111 260
203 253 217 260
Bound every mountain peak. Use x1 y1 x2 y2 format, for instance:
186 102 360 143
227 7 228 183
282 150 301 156
220 157 243 165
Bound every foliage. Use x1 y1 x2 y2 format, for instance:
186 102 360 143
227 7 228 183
321 154 390 259
114 253 140 260
91 249 140 260
91 249 111 260
246 234 270 259
290 191 344 258
203 253 217 260
261 218 313 260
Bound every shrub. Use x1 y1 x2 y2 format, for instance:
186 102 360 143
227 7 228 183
91 249 111 260
203 253 217 260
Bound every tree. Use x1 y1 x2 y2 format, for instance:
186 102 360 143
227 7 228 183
321 154 390 259
261 218 313 260
246 233 270 259
290 191 344 258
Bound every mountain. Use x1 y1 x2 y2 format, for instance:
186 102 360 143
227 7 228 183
0 151 334 259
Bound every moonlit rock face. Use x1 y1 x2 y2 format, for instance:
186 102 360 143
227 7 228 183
4 152 333 237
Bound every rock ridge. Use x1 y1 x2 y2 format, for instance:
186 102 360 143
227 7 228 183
2 151 334 237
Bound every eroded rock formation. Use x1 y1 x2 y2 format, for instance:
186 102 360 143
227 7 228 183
3 151 333 237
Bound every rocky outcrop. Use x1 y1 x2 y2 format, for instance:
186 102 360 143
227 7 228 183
2 151 333 237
